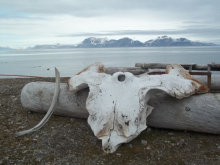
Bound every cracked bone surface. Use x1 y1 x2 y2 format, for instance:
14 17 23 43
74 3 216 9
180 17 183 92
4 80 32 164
68 62 208 153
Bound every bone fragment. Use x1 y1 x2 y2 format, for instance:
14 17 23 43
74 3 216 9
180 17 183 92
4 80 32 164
15 68 60 136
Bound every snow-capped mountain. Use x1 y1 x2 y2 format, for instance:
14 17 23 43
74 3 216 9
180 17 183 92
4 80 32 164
77 37 144 48
144 35 216 46
82 37 109 44
106 38 144 47
77 37 109 48
31 36 218 49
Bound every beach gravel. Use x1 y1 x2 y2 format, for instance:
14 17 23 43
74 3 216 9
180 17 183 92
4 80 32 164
0 78 220 164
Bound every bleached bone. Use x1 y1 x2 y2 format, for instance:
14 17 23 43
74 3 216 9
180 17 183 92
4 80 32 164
15 68 60 136
68 62 208 153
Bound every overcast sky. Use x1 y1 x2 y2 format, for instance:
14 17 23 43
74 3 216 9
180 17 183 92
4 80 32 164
1 0 220 48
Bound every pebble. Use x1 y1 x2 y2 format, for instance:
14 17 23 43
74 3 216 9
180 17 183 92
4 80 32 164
150 153 155 157
141 140 148 146
168 132 174 135
218 146 220 149
22 150 28 154
146 146 151 150
147 127 151 132
180 139 185 143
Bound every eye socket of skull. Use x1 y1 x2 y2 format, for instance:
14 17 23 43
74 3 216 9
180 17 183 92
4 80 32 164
118 74 126 82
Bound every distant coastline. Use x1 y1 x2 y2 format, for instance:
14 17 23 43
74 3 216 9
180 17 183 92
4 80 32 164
1 36 219 50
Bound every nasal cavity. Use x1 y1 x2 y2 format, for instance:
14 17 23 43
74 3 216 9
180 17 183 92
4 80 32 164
118 74 126 82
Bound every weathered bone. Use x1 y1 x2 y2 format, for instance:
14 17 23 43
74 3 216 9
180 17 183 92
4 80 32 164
68 62 208 153
15 68 60 136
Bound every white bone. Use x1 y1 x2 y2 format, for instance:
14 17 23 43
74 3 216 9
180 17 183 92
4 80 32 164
68 62 208 153
15 68 60 136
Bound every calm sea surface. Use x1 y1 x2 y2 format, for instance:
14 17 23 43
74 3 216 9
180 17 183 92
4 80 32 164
0 47 220 78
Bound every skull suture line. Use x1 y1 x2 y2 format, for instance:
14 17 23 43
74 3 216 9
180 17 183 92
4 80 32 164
68 62 208 153
16 62 208 153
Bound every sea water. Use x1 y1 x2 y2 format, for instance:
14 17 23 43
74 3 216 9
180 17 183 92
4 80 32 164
0 46 220 78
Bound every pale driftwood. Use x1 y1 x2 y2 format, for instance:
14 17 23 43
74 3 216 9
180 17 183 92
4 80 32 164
105 67 148 75
135 63 220 71
21 82 89 119
21 82 220 135
147 92 220 134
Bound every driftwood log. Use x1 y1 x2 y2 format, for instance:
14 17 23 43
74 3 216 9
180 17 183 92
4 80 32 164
135 63 220 71
21 82 220 135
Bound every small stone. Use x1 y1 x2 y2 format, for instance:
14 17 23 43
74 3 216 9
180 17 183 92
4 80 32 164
168 132 174 135
185 107 190 111
47 68 50 70
70 118 75 122
146 146 151 150
180 139 185 143
116 153 121 156
218 146 220 149
150 153 155 157
129 144 132 148
147 127 151 132
171 143 175 146
141 140 148 146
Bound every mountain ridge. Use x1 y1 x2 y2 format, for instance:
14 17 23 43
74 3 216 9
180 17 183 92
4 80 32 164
10 36 220 49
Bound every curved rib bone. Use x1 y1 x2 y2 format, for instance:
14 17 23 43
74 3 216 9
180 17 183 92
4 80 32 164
15 68 60 136
68 63 208 153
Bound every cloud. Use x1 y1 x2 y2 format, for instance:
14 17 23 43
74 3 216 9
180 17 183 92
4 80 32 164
59 27 220 39
1 0 220 20
1 0 220 47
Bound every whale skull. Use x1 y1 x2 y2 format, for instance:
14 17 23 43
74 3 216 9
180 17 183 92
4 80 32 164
68 62 208 153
